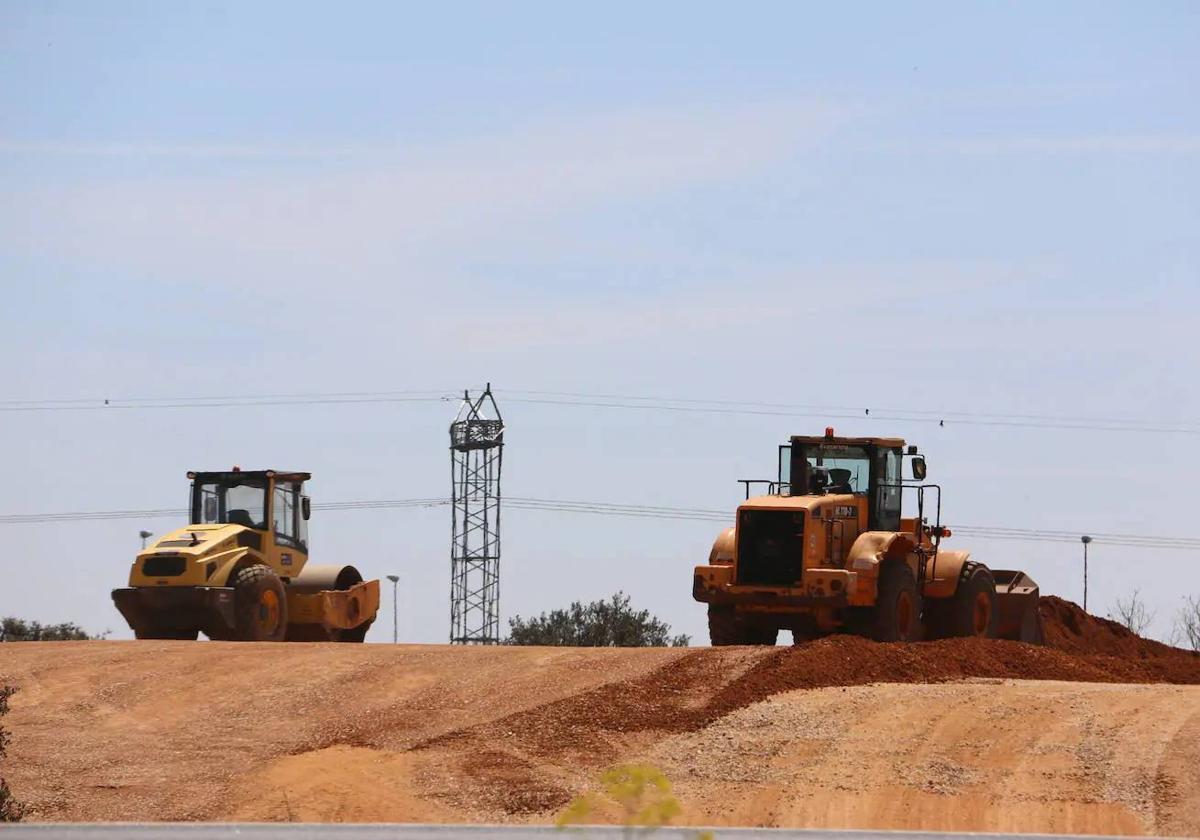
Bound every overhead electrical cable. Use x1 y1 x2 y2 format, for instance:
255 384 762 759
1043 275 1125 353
0 392 455 412
498 395 1200 435
3 387 1198 435
3 496 1198 552
498 388 1200 427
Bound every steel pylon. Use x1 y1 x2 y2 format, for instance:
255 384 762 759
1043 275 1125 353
449 384 504 644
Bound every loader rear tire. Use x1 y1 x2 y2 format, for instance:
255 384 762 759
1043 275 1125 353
708 605 777 645
231 564 288 642
873 564 921 642
134 627 198 640
943 565 997 639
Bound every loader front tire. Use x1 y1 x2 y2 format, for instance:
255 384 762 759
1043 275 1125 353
873 563 921 642
708 605 739 645
708 605 776 645
943 565 997 639
134 627 198 640
231 564 288 642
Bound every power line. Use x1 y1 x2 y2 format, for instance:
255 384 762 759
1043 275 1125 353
0 497 447 525
0 388 454 407
499 394 1200 436
3 386 1198 435
0 390 456 411
949 526 1198 549
501 388 1189 425
2 495 1197 552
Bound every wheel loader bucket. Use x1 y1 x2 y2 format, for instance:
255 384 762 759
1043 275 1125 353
991 569 1043 643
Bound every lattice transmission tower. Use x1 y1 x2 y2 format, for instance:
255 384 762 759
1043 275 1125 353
449 384 504 644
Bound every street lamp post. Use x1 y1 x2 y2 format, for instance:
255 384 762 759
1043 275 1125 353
1081 535 1092 613
386 574 400 644
139 530 153 549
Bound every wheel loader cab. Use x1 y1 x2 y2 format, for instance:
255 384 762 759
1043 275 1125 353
695 431 1045 646
731 434 908 590
784 435 903 531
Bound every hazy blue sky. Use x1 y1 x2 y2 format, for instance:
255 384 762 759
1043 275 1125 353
2 1 1198 643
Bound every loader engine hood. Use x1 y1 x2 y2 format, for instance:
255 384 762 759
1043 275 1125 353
737 493 856 515
733 494 856 587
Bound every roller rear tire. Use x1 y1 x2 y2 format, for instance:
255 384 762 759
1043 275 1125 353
336 619 373 643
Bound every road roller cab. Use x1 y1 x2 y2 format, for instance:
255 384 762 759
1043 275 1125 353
112 468 379 642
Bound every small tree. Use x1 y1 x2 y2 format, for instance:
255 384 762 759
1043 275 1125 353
0 686 25 822
506 592 689 647
1108 589 1155 636
0 618 104 642
1174 596 1200 652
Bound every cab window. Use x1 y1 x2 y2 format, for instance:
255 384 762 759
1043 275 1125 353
193 479 267 529
873 448 902 530
273 482 300 546
807 444 870 495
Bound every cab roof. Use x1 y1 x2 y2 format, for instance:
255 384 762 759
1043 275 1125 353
790 434 906 448
188 469 311 482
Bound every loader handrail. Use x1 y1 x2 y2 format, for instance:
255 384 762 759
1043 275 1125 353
879 481 943 582
737 479 791 499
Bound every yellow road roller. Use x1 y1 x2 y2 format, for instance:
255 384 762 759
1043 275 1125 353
112 468 379 641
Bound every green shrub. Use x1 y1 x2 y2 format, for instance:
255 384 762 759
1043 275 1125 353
507 592 689 647
0 617 104 642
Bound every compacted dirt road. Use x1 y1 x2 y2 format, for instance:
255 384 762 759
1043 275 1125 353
1 599 1198 835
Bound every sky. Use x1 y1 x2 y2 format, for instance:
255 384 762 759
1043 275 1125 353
1 1 1198 644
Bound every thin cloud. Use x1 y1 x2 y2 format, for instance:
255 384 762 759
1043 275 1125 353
1 100 844 283
440 258 1046 352
870 133 1200 156
0 140 365 159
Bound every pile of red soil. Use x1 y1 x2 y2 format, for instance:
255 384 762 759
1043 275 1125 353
424 621 1200 767
727 630 1200 702
411 597 1200 778
1038 595 1184 658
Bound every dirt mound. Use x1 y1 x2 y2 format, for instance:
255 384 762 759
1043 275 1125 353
3 638 1200 832
1039 595 1190 659
424 632 1200 767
